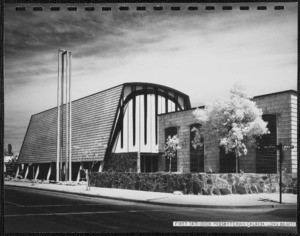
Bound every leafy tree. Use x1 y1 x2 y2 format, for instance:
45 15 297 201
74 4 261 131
164 135 181 172
4 144 18 176
193 84 269 173
5 154 18 176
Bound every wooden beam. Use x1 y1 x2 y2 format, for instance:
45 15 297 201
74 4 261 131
47 164 52 180
155 91 158 145
131 86 136 146
165 91 168 113
175 93 179 111
144 90 147 145
35 165 40 179
120 100 124 149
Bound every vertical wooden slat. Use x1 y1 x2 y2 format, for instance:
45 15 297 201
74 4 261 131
155 91 158 145
165 91 168 114
184 97 189 109
127 101 130 152
120 99 124 149
175 93 179 111
132 86 136 146
144 88 147 145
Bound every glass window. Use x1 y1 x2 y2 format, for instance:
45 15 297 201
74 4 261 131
256 114 277 173
165 127 177 172
190 124 204 172
219 147 236 173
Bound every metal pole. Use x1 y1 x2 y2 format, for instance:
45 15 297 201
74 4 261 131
56 50 61 182
127 103 130 152
60 51 66 181
57 49 72 182
69 52 72 181
65 52 69 181
59 53 64 181
149 95 152 153
137 96 141 173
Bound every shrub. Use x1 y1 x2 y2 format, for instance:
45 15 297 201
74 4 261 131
104 152 137 172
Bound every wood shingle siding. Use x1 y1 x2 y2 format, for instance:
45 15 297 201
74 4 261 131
18 85 123 164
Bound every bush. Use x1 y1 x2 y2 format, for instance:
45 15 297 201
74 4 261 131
104 153 137 172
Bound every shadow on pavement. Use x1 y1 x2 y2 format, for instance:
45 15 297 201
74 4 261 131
258 198 279 203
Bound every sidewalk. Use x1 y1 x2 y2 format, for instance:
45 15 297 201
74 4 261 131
5 180 297 209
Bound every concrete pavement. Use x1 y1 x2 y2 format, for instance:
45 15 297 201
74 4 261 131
4 180 297 209
5 186 297 233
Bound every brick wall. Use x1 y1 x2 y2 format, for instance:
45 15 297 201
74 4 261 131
290 94 297 175
253 91 297 175
159 90 297 174
158 109 219 173
159 110 196 173
159 109 253 173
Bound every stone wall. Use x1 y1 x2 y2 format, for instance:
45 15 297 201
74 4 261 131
90 172 298 195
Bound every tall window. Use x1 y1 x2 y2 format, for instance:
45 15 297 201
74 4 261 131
256 114 277 173
165 127 177 172
219 147 236 173
141 154 158 173
190 124 204 172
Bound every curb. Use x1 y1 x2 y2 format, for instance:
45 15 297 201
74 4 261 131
5 184 296 210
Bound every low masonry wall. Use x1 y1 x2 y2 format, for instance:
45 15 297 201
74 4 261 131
90 172 297 195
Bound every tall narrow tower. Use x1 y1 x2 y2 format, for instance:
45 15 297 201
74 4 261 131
57 49 72 182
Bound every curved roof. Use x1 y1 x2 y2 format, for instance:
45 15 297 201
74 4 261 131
123 82 190 100
18 83 191 164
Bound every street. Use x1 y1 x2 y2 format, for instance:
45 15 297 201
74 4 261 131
4 186 297 233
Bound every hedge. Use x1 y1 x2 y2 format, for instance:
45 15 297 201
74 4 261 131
104 152 137 172
89 172 297 195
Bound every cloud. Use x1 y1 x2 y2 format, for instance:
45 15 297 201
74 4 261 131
4 2 297 152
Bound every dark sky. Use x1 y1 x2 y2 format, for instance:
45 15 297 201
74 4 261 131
4 2 297 153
